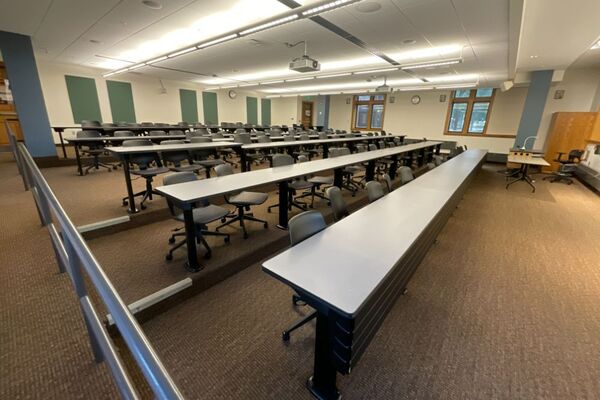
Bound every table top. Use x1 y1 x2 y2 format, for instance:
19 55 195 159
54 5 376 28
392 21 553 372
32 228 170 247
65 135 187 143
156 141 441 204
241 134 406 150
262 149 487 317
105 141 241 154
508 155 550 166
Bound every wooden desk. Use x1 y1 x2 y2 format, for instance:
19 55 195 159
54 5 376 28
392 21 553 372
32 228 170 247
262 149 487 399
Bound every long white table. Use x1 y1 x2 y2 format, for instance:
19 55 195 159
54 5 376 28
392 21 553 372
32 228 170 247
106 142 242 214
262 149 487 399
156 141 442 272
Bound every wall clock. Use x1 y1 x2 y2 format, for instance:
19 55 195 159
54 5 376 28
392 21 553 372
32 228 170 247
411 95 421 105
228 90 237 99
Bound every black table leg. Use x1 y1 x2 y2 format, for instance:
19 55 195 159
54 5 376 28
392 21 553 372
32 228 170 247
277 181 289 230
121 155 138 213
182 206 202 272
435 144 441 155
307 312 341 400
418 149 425 166
322 143 329 159
366 160 376 181
333 169 343 188
74 144 83 176
389 155 399 179
239 149 248 172
57 130 68 159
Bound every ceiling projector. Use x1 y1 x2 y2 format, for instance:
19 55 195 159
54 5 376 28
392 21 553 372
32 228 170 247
289 55 321 73
375 77 392 92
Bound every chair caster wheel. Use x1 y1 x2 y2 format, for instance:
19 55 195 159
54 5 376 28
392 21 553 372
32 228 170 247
168 237 176 244
141 204 147 210
122 200 128 206
402 287 408 295
224 236 230 244
243 233 249 239
204 252 212 260
267 209 271 213
264 223 269 229
282 331 290 342
221 218 226 223
165 254 173 261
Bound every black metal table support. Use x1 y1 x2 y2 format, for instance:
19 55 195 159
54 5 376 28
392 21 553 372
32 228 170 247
506 164 536 193
121 155 139 213
182 206 202 272
74 144 83 176
333 169 343 188
307 312 341 400
277 181 289 230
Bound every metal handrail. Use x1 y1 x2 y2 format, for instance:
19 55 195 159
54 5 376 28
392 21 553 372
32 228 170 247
6 122 183 400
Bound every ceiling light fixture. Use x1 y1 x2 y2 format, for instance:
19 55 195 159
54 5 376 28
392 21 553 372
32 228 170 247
302 0 360 16
400 58 462 70
354 67 398 75
316 73 352 79
262 80 284 85
435 83 477 89
285 76 316 82
591 40 600 50
167 47 197 58
197 34 239 49
127 63 146 71
399 86 434 91
147 56 168 64
239 14 298 36
141 0 162 10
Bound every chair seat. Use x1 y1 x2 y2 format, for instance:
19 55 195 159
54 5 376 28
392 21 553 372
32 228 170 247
229 191 268 205
290 180 314 190
308 176 333 185
194 159 225 167
345 165 365 174
170 164 205 173
131 166 170 176
175 205 230 225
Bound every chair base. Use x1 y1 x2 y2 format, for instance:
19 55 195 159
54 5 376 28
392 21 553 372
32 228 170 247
121 176 162 210
165 228 230 261
216 207 268 239
543 174 574 185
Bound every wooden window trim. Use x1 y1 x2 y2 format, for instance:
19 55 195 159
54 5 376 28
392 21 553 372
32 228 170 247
351 95 386 131
444 89 497 136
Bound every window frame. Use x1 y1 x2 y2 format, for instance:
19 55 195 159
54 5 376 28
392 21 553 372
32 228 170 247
443 88 499 137
351 94 387 131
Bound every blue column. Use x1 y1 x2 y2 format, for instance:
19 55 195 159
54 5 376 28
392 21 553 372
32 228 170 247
315 95 330 129
0 31 56 158
514 70 553 149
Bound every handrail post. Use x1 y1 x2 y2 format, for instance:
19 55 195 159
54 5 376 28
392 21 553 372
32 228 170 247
64 238 104 362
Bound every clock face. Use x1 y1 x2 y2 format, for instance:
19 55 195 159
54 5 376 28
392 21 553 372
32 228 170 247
228 90 237 99
411 95 421 105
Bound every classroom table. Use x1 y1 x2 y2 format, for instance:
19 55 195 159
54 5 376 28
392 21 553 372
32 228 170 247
155 141 440 272
106 142 242 214
506 154 550 192
65 135 187 176
51 126 80 158
262 149 487 400
238 135 406 172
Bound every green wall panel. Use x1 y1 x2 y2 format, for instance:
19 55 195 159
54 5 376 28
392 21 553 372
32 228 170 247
261 98 271 126
179 89 198 123
106 80 136 123
64 75 102 123
202 91 219 124
246 96 258 124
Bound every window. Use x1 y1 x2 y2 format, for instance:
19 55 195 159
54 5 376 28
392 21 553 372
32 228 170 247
444 88 495 135
351 94 386 130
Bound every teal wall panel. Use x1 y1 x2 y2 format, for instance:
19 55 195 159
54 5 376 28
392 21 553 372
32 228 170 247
179 89 198 123
106 80 136 123
65 75 102 124
261 98 271 125
246 96 258 124
202 91 219 124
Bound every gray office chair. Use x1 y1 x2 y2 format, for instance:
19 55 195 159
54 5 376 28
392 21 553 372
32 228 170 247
214 164 269 239
381 173 393 193
81 120 102 128
333 147 363 195
267 154 312 213
148 130 166 136
121 139 170 210
163 172 231 261
76 130 113 174
433 155 443 166
113 130 134 137
189 137 225 179
234 132 262 166
398 166 414 185
281 210 327 342
294 155 333 207
366 180 385 203
160 140 205 174
544 149 584 184
326 186 349 221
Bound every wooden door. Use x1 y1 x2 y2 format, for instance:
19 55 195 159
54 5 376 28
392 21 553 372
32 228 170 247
301 101 313 128
544 112 596 172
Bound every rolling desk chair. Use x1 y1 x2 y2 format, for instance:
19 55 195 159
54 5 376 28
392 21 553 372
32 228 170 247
366 180 385 203
113 130 134 137
294 155 333 207
189 137 225 179
281 210 327 342
160 140 205 174
381 173 393 193
149 130 167 137
234 132 262 166
267 154 312 213
169 130 184 136
121 139 170 210
214 164 269 239
332 147 363 195
76 130 114 174
544 149 584 184
163 172 230 261
326 186 349 222
398 166 414 185
81 120 102 129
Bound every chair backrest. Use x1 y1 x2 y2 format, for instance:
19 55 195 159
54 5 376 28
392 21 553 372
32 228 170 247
160 140 185 145
234 128 246 134
149 130 166 136
319 132 328 139
366 181 385 203
214 163 234 177
211 131 224 138
272 153 294 167
81 120 101 127
398 166 414 185
123 139 157 168
433 155 443 166
283 135 296 142
140 122 154 127
76 130 102 138
326 186 349 222
297 155 308 163
169 130 184 136
337 147 351 156
257 135 271 143
113 130 134 137
190 137 211 143
162 172 208 213
102 122 117 128
123 139 152 147
356 144 367 153
255 130 266 136
270 128 283 137
382 173 393 193
426 162 436 170
161 141 189 165
568 149 584 162
368 143 377 151
299 133 310 141
233 132 252 144
288 211 327 246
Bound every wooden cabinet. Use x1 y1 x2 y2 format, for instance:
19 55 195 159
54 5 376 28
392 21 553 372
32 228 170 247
589 113 600 143
543 112 596 172
0 61 22 145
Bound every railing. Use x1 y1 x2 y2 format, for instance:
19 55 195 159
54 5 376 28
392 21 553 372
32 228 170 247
6 122 184 400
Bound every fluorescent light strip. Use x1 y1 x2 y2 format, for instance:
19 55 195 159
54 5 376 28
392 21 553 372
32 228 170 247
401 59 462 70
302 0 358 16
220 85 238 89
168 47 197 58
592 40 600 50
285 77 315 82
239 14 298 36
147 56 168 64
399 86 434 91
354 68 398 75
435 83 477 89
237 83 255 87
316 73 351 79
262 80 284 85
127 63 146 71
197 34 238 49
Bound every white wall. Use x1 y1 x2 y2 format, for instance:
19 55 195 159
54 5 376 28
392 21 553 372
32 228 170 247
536 68 600 149
271 97 299 126
213 89 265 124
